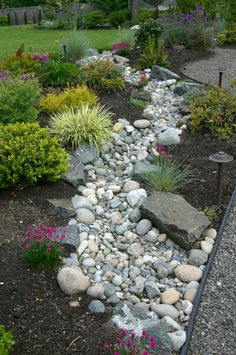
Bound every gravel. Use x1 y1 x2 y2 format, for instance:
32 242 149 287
182 47 236 91
188 200 236 355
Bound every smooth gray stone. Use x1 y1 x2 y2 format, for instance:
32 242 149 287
53 225 80 249
88 300 105 313
47 198 76 218
63 155 85 187
151 65 180 81
74 143 98 165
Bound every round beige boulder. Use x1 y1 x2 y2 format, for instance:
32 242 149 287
175 265 202 283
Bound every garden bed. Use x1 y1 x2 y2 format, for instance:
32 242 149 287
0 80 235 353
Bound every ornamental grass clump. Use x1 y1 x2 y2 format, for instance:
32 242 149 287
142 156 192 192
103 329 159 355
22 225 67 269
50 104 113 149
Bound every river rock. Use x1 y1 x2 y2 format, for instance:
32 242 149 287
161 288 180 305
156 128 180 146
88 300 105 313
188 249 208 267
74 143 98 165
87 285 104 298
136 219 152 235
76 208 95 224
151 65 180 81
71 195 94 212
201 241 213 255
168 330 186 351
127 243 144 257
175 265 202 282
63 155 85 187
184 288 197 303
123 180 140 193
133 119 151 129
47 199 76 218
151 304 179 320
57 267 90 294
141 192 211 250
160 316 181 333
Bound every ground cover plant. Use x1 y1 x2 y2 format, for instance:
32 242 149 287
49 104 113 149
39 85 98 114
38 59 79 87
0 324 15 355
0 122 69 188
79 58 125 93
0 75 41 124
189 87 236 139
23 225 66 269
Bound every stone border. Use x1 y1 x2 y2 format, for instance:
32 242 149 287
180 186 236 355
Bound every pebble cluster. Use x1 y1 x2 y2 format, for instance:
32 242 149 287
55 63 217 352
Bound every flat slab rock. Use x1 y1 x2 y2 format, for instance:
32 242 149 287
141 192 210 250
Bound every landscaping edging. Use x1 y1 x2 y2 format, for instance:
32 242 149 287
180 186 236 355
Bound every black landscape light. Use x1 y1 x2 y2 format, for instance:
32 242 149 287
217 64 226 88
209 151 233 206
63 44 67 60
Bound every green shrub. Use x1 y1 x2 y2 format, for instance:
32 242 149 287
0 16 8 26
189 87 236 139
136 9 156 24
142 156 192 192
0 76 41 125
82 10 104 28
108 9 131 28
0 53 41 74
64 30 90 62
0 122 69 189
39 85 98 114
80 58 124 93
130 98 148 108
134 19 163 52
218 23 236 44
23 225 64 269
138 37 169 69
50 104 112 149
0 324 15 355
38 60 80 87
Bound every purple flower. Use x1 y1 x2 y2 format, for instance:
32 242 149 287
40 53 49 61
33 52 41 60
0 71 8 79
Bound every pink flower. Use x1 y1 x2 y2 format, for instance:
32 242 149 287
103 344 111 350
150 341 157 348
40 53 49 61
33 52 40 60
121 329 128 336
131 332 136 338
23 244 29 250
126 339 133 346
142 351 149 355
111 42 129 52
113 352 121 355
115 337 122 345
142 330 148 339
130 350 137 354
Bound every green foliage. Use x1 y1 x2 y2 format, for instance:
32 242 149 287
38 59 79 87
39 85 98 114
0 16 8 26
50 104 112 149
0 324 15 355
176 0 198 13
189 87 236 139
130 98 148 109
204 205 220 221
92 0 127 15
80 58 125 93
23 225 64 269
64 30 90 62
0 122 69 189
138 37 169 69
108 9 131 28
0 76 41 125
116 29 135 49
136 10 157 24
82 10 104 28
134 19 163 52
142 156 192 192
218 23 236 44
0 53 41 74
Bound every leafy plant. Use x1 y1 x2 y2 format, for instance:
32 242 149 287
103 329 160 354
130 98 148 109
0 324 15 355
204 206 220 221
39 85 98 114
50 104 113 149
0 15 8 26
218 23 236 44
116 29 135 49
134 19 163 52
158 5 215 51
22 225 66 269
63 30 90 62
0 53 41 74
92 0 127 15
0 122 69 189
38 59 79 87
136 9 157 24
80 58 124 93
189 87 236 139
82 10 104 28
108 9 131 28
142 156 192 192
138 37 169 69
0 76 41 125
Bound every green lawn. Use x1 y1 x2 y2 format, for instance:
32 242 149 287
0 25 129 55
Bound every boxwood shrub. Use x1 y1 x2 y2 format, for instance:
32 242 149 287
0 122 69 189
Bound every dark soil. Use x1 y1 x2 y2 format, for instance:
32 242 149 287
1 47 236 355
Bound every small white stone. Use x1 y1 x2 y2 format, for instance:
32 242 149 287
201 241 213 255
205 228 217 240
168 330 186 352
77 240 88 256
182 300 193 315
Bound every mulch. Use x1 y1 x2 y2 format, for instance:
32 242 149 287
0 47 235 355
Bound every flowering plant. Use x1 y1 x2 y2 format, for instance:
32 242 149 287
103 329 159 355
32 52 49 62
111 42 130 53
136 72 148 89
22 224 67 269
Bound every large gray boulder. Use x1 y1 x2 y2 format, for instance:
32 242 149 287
47 198 76 218
141 192 211 250
151 65 180 81
173 82 203 96
74 143 98 165
63 155 85 187
109 302 172 355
